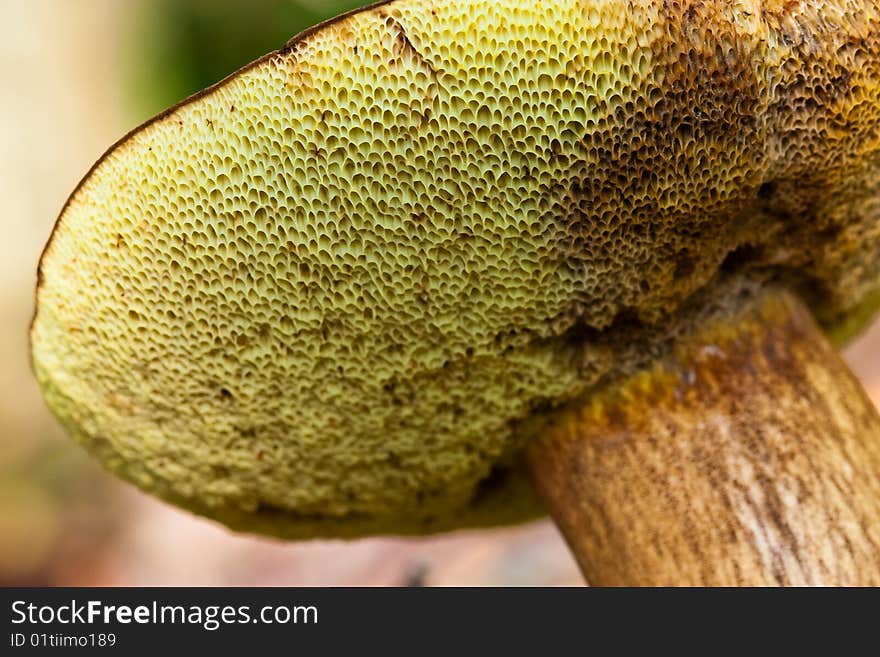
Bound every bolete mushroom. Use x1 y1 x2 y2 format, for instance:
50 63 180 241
31 0 880 585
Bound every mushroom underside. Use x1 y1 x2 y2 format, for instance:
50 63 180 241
31 0 880 537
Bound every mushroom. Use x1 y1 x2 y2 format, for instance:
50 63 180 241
31 0 880 585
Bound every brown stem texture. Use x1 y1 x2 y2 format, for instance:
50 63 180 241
527 289 880 586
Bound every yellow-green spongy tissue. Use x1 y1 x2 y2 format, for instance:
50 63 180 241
32 0 880 537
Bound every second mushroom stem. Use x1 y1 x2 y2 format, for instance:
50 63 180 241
526 287 880 586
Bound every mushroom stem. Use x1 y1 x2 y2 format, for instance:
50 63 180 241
526 288 880 586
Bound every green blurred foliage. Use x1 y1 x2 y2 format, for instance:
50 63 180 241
128 0 367 118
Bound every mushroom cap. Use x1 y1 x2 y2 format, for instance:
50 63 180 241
32 0 880 537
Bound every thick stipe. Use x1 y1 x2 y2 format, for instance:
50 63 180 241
528 289 880 585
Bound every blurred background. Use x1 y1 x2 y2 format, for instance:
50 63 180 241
1 0 878 586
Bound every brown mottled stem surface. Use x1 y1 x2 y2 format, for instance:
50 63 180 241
527 289 880 586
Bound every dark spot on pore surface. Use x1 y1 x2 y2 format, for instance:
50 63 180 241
674 253 696 280
721 243 763 273
758 181 776 199
470 464 511 506
384 13 436 74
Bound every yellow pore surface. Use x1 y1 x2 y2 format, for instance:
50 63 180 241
32 0 880 536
